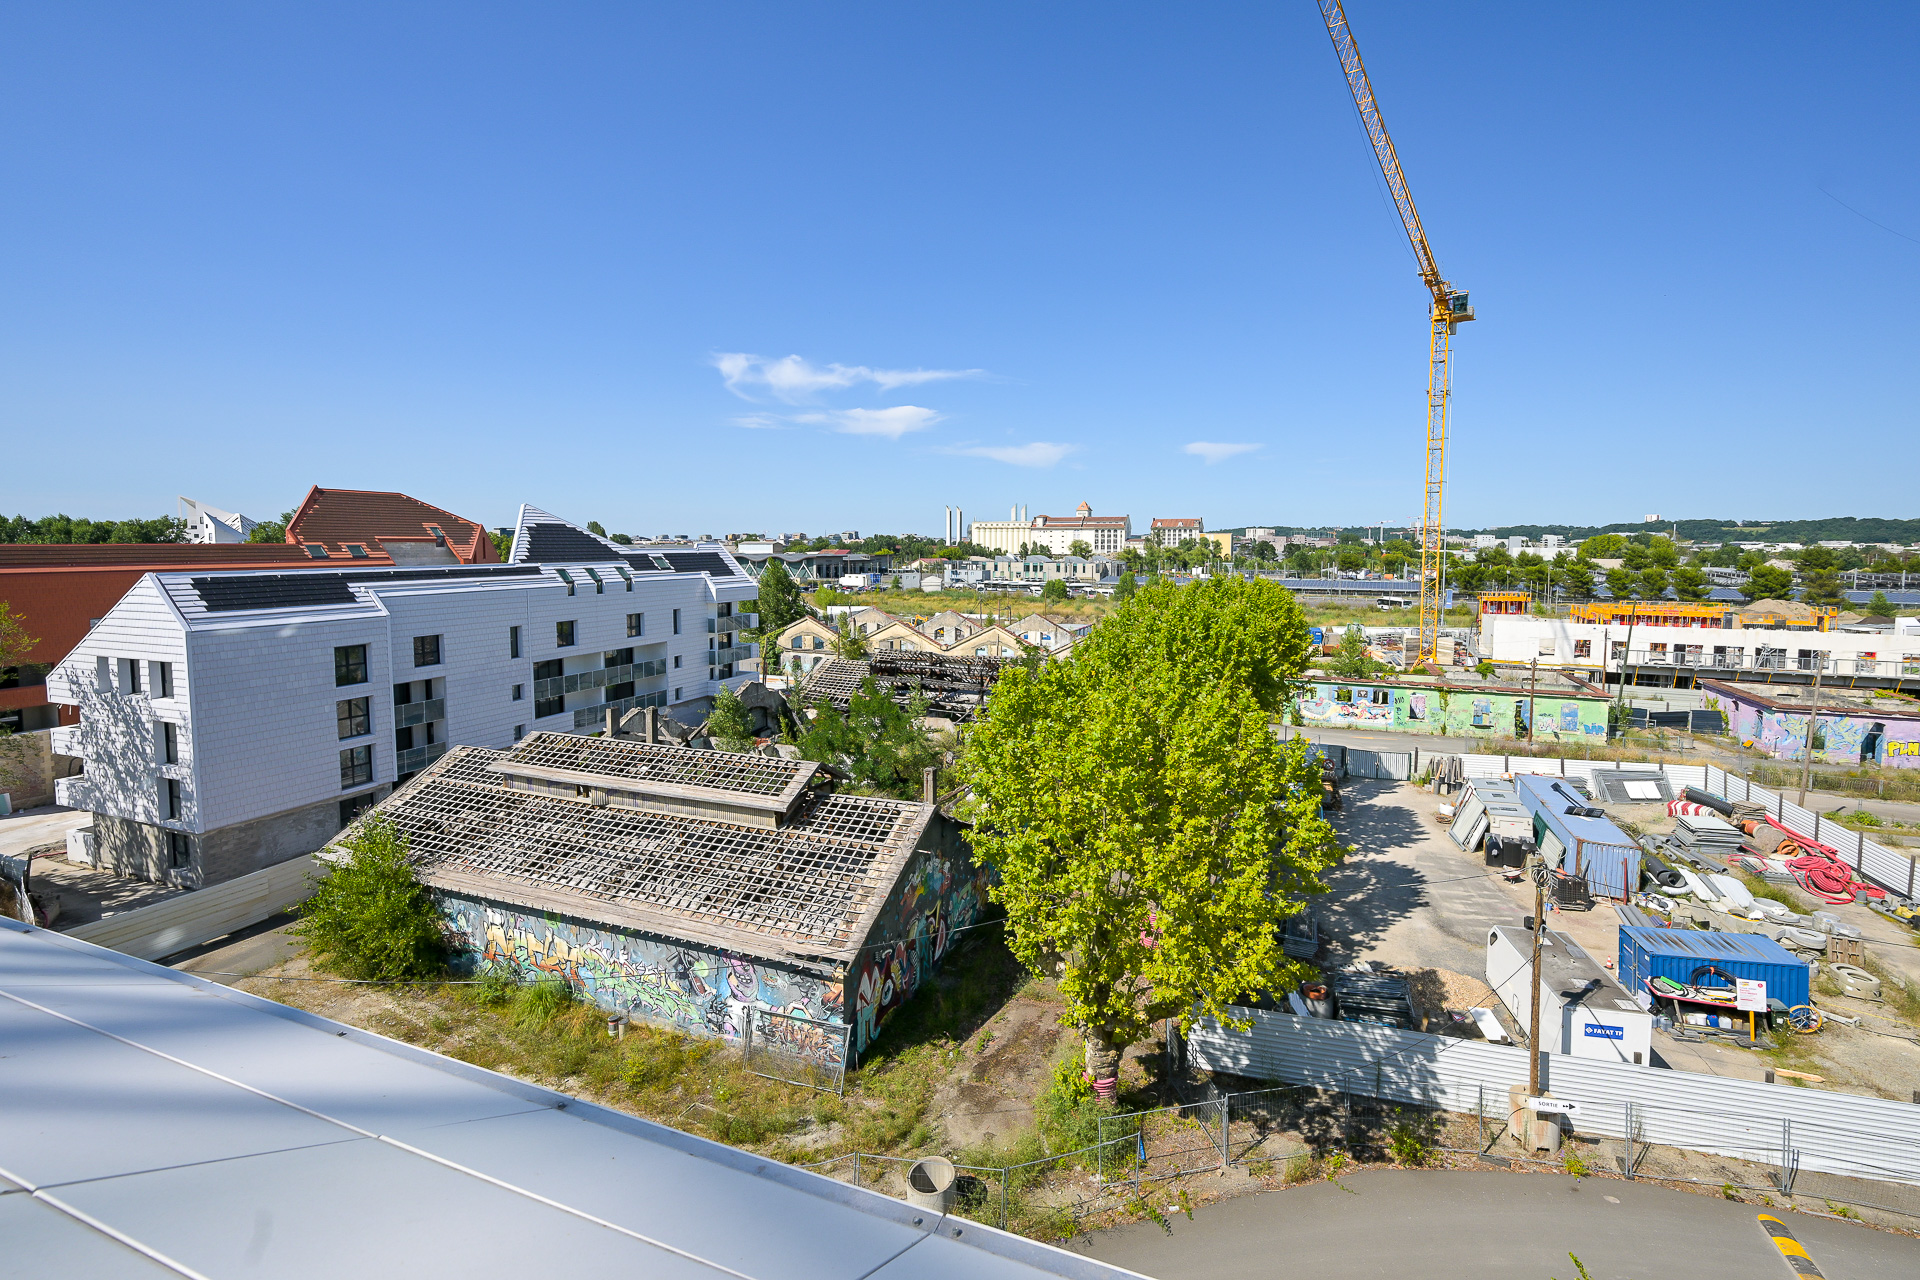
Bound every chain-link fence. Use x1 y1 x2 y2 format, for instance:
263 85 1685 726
742 1007 849 1094
798 1073 1920 1233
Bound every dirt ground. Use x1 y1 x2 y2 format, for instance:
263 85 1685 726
1317 778 1920 1102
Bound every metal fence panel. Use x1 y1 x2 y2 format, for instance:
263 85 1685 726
743 1007 849 1094
1347 749 1414 781
1187 1009 1920 1186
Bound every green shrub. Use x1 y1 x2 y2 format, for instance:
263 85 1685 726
1036 1053 1102 1153
294 815 444 980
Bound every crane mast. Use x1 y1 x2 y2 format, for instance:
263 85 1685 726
1316 0 1473 664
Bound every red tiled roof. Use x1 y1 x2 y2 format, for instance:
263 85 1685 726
285 487 497 564
0 543 318 569
1152 518 1202 529
1033 515 1128 528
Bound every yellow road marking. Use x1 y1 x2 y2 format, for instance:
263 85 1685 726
1757 1214 1824 1278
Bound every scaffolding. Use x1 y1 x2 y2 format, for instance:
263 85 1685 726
363 746 931 964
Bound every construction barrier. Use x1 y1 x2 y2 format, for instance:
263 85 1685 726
63 855 318 962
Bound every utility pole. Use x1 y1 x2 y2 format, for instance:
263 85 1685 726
1527 853 1548 1096
1527 654 1540 744
1797 655 1825 806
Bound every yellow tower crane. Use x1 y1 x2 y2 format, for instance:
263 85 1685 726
1316 0 1473 664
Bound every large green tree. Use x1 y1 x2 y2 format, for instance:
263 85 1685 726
958 578 1342 1085
753 559 808 641
1794 546 1847 608
1669 564 1712 602
1742 563 1795 602
797 678 936 798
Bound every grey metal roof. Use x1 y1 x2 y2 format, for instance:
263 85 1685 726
0 920 1141 1280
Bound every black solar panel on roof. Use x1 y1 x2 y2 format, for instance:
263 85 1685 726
522 523 621 563
191 575 359 612
189 564 542 612
659 551 736 578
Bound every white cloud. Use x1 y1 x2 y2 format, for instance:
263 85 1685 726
818 406 943 439
1184 441 1262 465
950 441 1080 468
730 414 786 430
713 352 983 403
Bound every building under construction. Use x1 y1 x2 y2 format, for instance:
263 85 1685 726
347 732 985 1062
800 650 1013 721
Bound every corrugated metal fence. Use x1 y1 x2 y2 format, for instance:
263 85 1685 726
1187 1008 1920 1188
1455 755 1920 900
64 855 318 962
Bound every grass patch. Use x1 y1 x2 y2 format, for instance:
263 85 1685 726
1737 873 1814 916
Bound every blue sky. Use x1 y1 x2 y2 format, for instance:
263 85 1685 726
3 3 1916 538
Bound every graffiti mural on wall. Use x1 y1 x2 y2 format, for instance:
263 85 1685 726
851 847 987 1054
1294 682 1608 739
438 894 841 1040
1750 711 1919 767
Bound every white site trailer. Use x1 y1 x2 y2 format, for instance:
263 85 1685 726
1487 926 1654 1066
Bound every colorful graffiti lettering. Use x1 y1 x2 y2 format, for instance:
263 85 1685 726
439 894 837 1041
851 847 986 1053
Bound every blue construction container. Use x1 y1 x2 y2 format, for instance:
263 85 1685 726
1514 773 1640 900
1617 926 1809 1010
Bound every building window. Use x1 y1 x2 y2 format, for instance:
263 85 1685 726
340 745 373 789
335 645 369 687
1573 639 1591 658
556 620 577 647
512 684 524 701
672 608 681 635
346 543 369 558
535 694 564 718
167 831 192 870
96 655 111 691
811 636 825 650
122 658 142 694
627 613 644 637
513 724 526 741
1334 687 1353 703
160 721 178 765
509 625 521 659
413 635 443 667
339 793 377 828
1371 689 1390 705
673 654 682 669
337 697 371 739
163 778 182 820
791 636 803 649
150 661 173 698
304 544 329 558
557 569 575 596
674 687 682 701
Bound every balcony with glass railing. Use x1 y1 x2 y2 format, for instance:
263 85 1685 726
572 689 668 730
713 643 756 666
396 740 449 775
533 660 669 703
393 696 446 729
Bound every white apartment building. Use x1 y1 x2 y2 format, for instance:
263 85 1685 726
177 496 258 544
969 503 1131 556
48 507 757 889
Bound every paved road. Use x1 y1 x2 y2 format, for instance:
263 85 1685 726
1072 1170 1920 1280
165 911 301 983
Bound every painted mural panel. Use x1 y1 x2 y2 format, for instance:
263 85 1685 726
438 892 842 1040
1741 707 1920 769
850 838 989 1055
1295 681 1608 741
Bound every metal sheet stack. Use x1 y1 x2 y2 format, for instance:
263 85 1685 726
1672 813 1744 859
1334 967 1415 1030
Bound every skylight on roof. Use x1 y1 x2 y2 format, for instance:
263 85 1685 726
346 544 369 558
304 544 330 559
